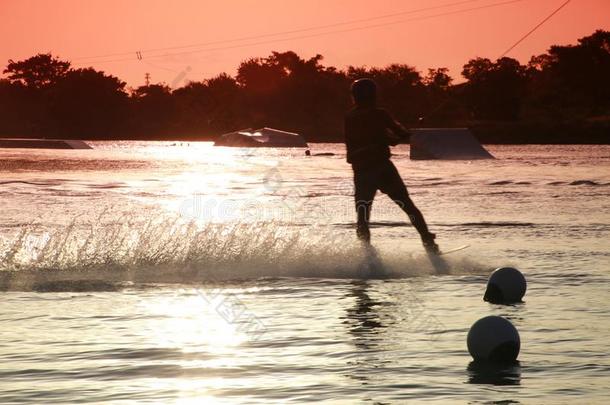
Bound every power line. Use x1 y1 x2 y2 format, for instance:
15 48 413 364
498 0 571 58
72 0 489 62
74 0 527 66
421 0 572 121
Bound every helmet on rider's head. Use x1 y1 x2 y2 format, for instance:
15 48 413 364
351 78 377 106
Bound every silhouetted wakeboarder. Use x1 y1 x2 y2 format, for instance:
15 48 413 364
344 78 440 254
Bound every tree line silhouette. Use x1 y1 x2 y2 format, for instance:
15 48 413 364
1 29 608 143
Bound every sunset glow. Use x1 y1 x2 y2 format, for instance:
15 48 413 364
2 0 608 86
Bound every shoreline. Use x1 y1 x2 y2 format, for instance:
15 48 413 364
1 121 609 145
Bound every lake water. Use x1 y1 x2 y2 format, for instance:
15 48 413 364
0 143 609 404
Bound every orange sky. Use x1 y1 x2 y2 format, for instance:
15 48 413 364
1 0 608 87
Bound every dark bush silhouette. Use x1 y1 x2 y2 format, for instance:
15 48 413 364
524 29 610 122
0 79 32 134
130 84 175 138
49 68 129 138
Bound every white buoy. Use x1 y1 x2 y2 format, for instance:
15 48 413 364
484 267 526 304
467 316 520 362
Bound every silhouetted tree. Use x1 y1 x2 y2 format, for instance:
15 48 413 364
49 68 128 138
424 68 452 89
172 73 245 135
4 53 70 90
172 81 212 134
268 51 349 137
422 68 460 124
130 83 175 137
461 57 527 120
234 51 350 137
204 73 244 132
237 54 288 127
0 79 30 134
237 57 286 94
1 54 73 134
524 29 610 120
1 29 608 142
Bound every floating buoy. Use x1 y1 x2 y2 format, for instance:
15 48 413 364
484 267 526 304
467 315 520 362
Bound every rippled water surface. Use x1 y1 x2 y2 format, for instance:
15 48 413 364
0 143 609 404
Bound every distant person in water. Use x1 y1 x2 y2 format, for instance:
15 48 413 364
344 78 439 254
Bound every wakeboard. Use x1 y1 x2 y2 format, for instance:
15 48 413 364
438 244 470 256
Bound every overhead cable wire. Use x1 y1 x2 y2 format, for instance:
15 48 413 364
74 0 527 66
498 0 571 58
422 0 572 121
71 0 491 62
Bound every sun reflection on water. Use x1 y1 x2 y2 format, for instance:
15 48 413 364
140 290 248 351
